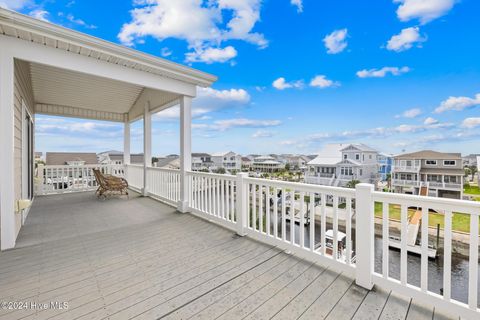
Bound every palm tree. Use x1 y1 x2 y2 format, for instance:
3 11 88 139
468 165 477 181
346 179 361 189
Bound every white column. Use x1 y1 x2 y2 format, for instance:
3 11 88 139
236 172 248 236
355 183 375 289
178 96 192 213
0 53 16 250
123 117 130 165
143 101 152 196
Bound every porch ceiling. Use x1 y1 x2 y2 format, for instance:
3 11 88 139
29 61 144 114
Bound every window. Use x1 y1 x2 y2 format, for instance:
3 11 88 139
426 160 437 165
355 154 360 160
343 154 347 160
369 155 372 159
359 169 363 176
444 160 456 166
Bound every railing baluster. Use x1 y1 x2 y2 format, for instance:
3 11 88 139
346 196 352 265
421 206 429 291
281 188 286 241
468 213 479 310
252 184 257 230
258 184 263 233
333 195 338 260
400 204 408 285
230 179 235 222
382 202 389 278
300 192 305 248
273 187 278 239
443 210 452 301
320 193 326 256
309 192 315 252
266 186 271 236
246 183 251 227
290 190 295 245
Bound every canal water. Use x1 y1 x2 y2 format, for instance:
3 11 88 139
273 217 480 306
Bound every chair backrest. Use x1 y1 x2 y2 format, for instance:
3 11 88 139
92 168 106 187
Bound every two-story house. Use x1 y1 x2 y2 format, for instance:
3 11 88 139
211 151 242 171
377 153 393 181
191 153 213 171
252 155 285 172
305 143 379 187
392 150 464 199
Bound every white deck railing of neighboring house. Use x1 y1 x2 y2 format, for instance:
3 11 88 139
35 164 125 195
41 164 479 319
392 179 421 187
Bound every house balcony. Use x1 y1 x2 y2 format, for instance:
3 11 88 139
2 164 477 319
391 179 421 187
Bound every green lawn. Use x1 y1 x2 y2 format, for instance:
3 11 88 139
464 185 480 195
374 202 478 233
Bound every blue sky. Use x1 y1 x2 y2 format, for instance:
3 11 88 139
4 0 480 156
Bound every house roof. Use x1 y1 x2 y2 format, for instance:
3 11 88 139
211 151 236 157
308 144 346 166
340 143 377 152
395 150 461 160
192 153 211 157
109 153 144 164
0 8 216 87
155 157 180 168
46 152 97 165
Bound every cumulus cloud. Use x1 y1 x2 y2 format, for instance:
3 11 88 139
252 130 274 138
309 75 339 88
203 118 281 131
386 27 426 52
395 108 422 119
323 28 348 54
357 66 410 78
118 0 266 63
29 9 49 21
424 117 438 125
272 77 304 90
0 0 30 9
160 47 172 57
394 0 456 24
461 117 480 129
185 46 237 64
434 93 480 113
291 0 303 13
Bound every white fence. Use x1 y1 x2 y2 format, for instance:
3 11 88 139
35 164 124 195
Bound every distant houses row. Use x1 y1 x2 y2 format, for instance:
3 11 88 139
35 146 476 200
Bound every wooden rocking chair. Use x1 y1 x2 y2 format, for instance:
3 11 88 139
93 168 129 198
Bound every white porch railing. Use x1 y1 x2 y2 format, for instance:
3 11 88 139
35 164 124 195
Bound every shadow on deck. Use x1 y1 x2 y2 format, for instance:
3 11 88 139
0 192 457 319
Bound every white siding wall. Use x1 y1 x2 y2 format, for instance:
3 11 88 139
14 59 34 237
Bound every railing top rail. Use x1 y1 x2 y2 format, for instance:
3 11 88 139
146 167 180 173
43 164 123 169
187 170 237 181
373 190 480 214
244 176 356 196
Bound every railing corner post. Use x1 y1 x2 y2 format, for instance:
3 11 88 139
355 183 375 290
236 172 248 237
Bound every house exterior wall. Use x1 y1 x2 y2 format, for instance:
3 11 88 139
13 59 34 237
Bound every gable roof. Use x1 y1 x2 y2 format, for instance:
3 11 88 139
340 143 377 152
308 144 346 166
46 152 97 165
395 150 461 160
0 8 216 87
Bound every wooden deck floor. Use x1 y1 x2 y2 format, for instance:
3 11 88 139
0 192 458 320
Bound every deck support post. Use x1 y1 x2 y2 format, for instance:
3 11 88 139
143 101 151 196
178 95 192 213
355 183 375 289
0 53 16 250
235 172 248 236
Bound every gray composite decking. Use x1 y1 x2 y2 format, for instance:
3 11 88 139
0 192 459 320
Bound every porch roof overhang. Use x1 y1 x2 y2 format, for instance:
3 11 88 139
0 8 217 122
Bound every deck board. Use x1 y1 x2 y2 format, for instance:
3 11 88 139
0 191 456 320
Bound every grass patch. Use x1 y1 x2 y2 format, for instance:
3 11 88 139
464 185 480 195
374 202 478 233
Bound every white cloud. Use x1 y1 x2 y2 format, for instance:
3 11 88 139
252 130 274 138
205 118 281 131
386 27 426 52
118 0 266 63
323 28 348 54
394 0 455 24
434 93 480 113
160 47 172 57
58 12 97 29
29 9 49 21
154 87 250 121
291 0 303 13
0 0 30 9
461 117 480 129
272 77 304 90
424 117 438 125
309 75 339 89
185 46 237 64
357 66 410 78
395 108 422 118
